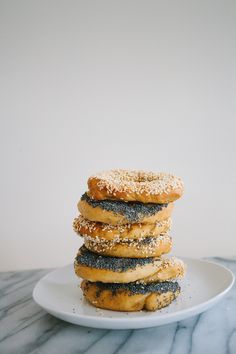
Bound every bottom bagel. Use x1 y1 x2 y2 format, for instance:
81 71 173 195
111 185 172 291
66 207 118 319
81 280 180 311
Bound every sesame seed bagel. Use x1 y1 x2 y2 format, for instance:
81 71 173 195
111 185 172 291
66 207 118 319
88 169 184 203
73 215 171 241
83 234 172 258
74 246 162 283
81 280 180 311
78 193 174 225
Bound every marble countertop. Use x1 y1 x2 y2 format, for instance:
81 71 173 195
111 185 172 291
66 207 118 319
1 257 236 354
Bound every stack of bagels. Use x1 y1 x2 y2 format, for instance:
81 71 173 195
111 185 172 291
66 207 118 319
73 169 185 312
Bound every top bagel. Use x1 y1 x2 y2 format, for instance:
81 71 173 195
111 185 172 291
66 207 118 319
88 169 184 203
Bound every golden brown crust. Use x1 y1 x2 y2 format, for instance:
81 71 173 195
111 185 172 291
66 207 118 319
88 170 184 203
139 257 186 283
73 215 172 240
74 256 185 283
81 280 180 311
83 234 172 258
78 199 174 225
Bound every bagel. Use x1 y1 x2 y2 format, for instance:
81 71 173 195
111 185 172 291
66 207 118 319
88 169 184 203
82 234 172 258
81 280 180 311
78 193 174 225
74 246 185 283
74 246 162 283
73 215 172 240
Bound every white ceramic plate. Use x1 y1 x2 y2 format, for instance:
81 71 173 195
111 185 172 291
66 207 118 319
33 258 234 329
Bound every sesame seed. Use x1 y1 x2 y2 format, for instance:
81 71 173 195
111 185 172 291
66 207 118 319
83 234 171 256
89 170 184 196
73 215 171 237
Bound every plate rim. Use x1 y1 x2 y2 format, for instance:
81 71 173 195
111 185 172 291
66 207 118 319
32 257 235 329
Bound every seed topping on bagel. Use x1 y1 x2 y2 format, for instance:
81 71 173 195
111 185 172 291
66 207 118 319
75 246 159 272
81 193 167 223
89 169 183 197
84 280 180 296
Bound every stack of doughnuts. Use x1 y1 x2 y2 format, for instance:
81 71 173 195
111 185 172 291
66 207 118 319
73 169 185 312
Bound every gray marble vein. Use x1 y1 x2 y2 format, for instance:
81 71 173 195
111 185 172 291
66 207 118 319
0 257 235 354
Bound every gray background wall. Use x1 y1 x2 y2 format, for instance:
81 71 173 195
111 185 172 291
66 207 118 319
1 0 236 270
